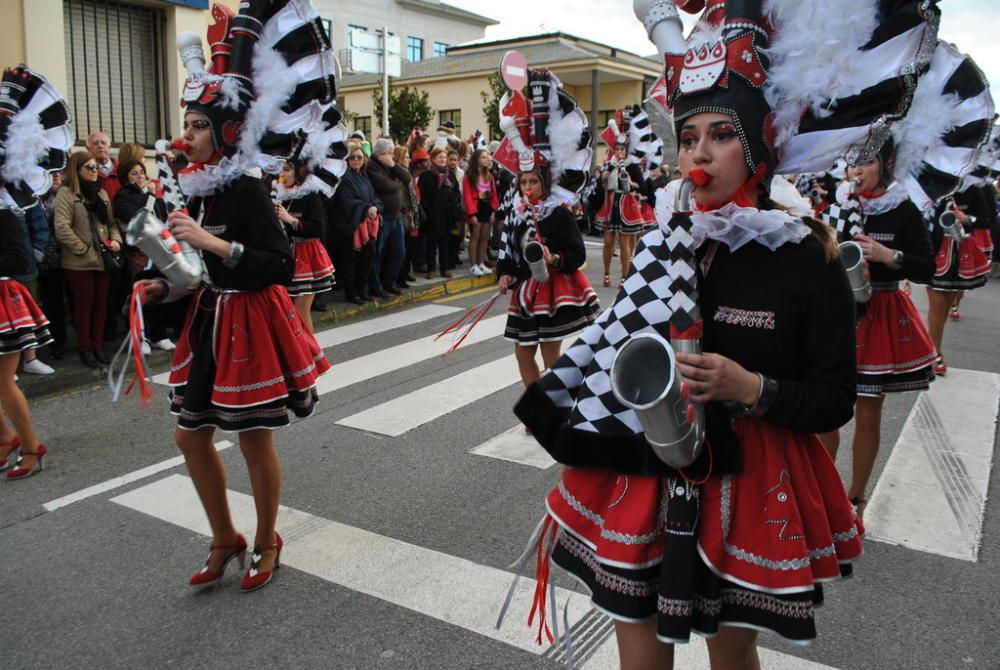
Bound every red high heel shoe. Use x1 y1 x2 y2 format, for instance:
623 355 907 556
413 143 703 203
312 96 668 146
0 436 21 472
189 534 248 587
241 532 283 593
6 443 45 480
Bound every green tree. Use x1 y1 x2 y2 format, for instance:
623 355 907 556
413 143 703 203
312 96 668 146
372 83 434 141
480 72 506 141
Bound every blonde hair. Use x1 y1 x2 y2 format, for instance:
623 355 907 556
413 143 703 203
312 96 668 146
116 142 145 166
393 145 409 163
428 146 448 162
65 150 97 195
346 141 368 173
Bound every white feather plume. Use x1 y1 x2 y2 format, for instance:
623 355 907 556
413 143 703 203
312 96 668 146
0 111 50 189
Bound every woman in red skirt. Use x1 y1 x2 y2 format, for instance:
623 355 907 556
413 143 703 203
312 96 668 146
509 0 940 665
275 160 335 334
136 1 335 592
0 64 73 479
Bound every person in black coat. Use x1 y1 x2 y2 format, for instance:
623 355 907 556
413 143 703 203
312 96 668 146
366 139 410 296
327 144 383 304
417 147 459 278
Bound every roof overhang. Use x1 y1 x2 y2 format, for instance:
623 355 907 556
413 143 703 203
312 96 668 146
396 0 499 26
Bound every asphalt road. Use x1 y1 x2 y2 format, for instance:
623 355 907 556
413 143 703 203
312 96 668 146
2 238 999 670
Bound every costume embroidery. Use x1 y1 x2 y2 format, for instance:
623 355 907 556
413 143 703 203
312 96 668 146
713 306 776 330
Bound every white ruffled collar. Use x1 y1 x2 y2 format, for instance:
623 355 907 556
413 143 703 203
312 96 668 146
835 181 909 216
176 156 249 197
655 198 811 252
275 174 333 203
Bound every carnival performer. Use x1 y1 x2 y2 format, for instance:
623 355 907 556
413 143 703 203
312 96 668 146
922 181 995 373
132 0 344 592
0 64 72 479
275 159 335 334
493 55 599 391
504 1 941 666
594 107 659 287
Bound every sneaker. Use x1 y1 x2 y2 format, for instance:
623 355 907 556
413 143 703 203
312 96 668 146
470 264 483 277
140 340 152 356
479 264 491 276
22 359 54 375
151 338 176 351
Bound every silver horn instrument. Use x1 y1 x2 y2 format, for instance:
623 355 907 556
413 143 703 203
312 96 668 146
838 241 872 304
609 177 704 469
126 195 204 300
939 211 970 243
522 240 549 283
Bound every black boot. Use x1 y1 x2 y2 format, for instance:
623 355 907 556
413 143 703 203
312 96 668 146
79 351 99 368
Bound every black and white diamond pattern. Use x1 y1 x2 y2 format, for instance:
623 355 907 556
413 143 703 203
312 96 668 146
821 202 863 240
537 225 678 435
155 149 185 214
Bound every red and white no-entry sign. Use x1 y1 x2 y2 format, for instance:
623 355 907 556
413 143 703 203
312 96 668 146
500 51 528 91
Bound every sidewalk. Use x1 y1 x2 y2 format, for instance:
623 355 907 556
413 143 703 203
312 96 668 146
22 271 497 402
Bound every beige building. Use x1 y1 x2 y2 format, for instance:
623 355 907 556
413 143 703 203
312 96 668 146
1 0 492 147
338 32 663 154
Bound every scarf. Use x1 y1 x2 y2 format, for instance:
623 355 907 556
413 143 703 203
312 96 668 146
431 163 450 188
80 180 109 224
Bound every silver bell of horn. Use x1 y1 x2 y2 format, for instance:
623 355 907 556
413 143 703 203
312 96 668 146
838 241 872 304
610 333 705 469
523 240 549 283
126 195 204 296
939 211 969 243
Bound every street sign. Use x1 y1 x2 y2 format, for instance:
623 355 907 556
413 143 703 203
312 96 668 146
347 49 401 77
500 51 528 91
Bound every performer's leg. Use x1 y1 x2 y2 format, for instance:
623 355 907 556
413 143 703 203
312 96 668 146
848 394 885 519
0 351 40 461
539 340 562 370
603 229 615 279
620 234 635 281
514 343 541 388
706 626 760 670
614 619 674 670
951 290 964 316
818 430 840 459
175 425 240 570
293 295 315 334
925 288 951 361
239 429 281 572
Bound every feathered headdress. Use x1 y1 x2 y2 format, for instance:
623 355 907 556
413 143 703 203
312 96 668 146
889 42 994 211
175 0 343 197
493 51 593 207
0 65 72 211
600 104 665 175
638 0 940 194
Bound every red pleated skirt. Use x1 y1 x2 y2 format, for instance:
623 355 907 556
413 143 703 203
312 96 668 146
930 232 992 291
0 279 52 355
288 238 334 296
169 285 331 411
855 288 936 396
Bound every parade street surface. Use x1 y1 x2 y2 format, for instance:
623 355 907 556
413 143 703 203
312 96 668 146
3 242 1000 670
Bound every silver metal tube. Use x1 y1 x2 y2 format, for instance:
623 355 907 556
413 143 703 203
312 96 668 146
522 240 549 283
838 241 872 304
939 211 969 243
610 333 704 469
126 196 204 295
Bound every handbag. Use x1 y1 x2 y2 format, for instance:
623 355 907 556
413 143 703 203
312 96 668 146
87 208 124 271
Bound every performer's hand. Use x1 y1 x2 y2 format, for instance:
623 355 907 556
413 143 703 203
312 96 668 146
953 208 970 225
498 274 514 294
274 203 295 226
853 233 894 264
134 279 165 301
168 209 214 250
541 244 553 266
675 352 760 405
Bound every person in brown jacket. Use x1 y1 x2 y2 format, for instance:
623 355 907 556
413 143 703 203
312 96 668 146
53 151 121 368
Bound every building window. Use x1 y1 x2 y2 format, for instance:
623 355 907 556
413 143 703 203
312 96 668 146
438 110 461 135
62 0 167 145
596 109 617 130
355 116 371 138
407 36 424 63
433 42 448 58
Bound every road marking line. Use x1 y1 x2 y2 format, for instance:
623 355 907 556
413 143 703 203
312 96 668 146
109 474 591 655
43 440 233 512
433 285 498 302
866 368 1000 561
313 304 461 349
112 474 840 669
314 314 507 397
337 358 520 436
469 425 555 469
152 305 463 386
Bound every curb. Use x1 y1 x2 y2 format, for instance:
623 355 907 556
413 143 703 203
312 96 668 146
23 273 497 404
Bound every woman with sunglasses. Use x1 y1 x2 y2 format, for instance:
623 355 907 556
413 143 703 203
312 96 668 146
327 144 383 304
53 151 121 368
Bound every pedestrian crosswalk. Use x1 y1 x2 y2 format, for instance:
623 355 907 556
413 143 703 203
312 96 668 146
122 298 1000 669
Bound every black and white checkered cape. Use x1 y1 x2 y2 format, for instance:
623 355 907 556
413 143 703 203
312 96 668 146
821 202 863 240
533 204 811 436
155 147 185 214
